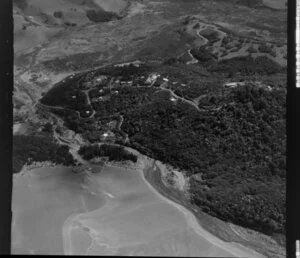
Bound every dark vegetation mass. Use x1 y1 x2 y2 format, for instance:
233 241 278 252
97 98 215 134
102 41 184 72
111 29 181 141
40 59 285 238
124 84 285 236
13 135 76 173
205 55 283 76
78 144 137 162
199 29 221 43
85 9 119 23
53 11 63 19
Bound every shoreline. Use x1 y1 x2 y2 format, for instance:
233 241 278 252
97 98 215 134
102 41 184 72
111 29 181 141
138 155 285 258
15 149 284 258
94 149 283 258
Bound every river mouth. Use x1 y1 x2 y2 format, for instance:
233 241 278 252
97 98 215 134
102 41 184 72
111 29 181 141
12 165 265 257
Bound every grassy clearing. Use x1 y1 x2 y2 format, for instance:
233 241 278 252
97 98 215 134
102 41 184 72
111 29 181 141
262 0 287 10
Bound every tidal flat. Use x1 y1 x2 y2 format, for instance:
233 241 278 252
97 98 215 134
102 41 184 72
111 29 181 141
12 165 265 257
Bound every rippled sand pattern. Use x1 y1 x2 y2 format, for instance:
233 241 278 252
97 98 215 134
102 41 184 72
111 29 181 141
12 166 265 257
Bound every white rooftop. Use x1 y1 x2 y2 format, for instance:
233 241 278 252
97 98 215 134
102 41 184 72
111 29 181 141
96 76 106 82
146 73 160 84
224 82 239 87
266 86 272 91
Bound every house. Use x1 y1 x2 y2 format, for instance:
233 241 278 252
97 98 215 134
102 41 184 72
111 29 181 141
95 75 107 83
146 73 160 84
223 82 245 88
224 82 238 88
266 85 272 91
101 131 115 141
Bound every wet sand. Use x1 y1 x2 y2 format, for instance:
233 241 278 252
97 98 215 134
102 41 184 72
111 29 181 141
12 165 266 256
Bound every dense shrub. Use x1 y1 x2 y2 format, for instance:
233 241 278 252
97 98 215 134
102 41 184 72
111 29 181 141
78 144 137 162
42 122 53 132
13 135 76 173
199 29 220 43
258 43 273 54
208 55 283 76
53 11 63 18
247 45 258 53
85 9 118 23
122 84 286 235
190 46 216 63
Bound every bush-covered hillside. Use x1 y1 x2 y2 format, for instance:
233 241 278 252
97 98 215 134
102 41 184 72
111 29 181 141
78 144 137 162
208 55 284 76
40 62 286 237
123 85 286 236
13 135 76 173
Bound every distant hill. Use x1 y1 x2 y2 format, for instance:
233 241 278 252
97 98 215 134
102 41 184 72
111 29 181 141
13 0 128 54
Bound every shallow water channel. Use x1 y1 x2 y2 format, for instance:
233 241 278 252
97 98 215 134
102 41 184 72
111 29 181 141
12 165 265 256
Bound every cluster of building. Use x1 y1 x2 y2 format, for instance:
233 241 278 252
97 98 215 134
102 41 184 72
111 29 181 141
223 81 273 91
72 69 192 113
113 60 144 68
223 82 245 88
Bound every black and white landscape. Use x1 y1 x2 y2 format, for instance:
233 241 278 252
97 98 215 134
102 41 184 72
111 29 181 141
12 0 286 256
